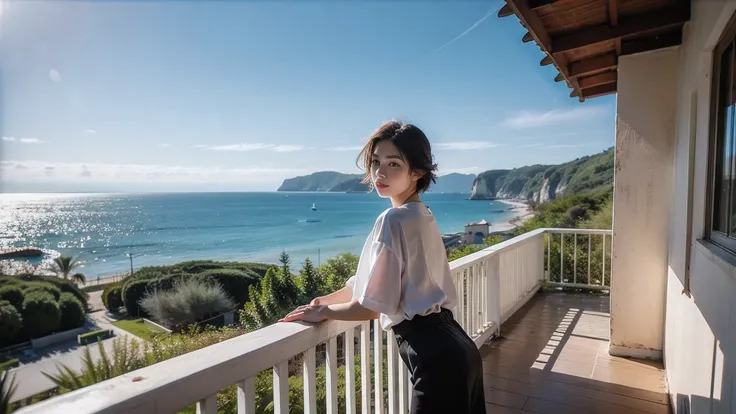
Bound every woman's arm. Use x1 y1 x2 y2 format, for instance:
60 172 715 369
280 298 379 323
311 285 353 306
319 299 379 321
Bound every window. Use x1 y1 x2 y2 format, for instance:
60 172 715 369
708 15 736 253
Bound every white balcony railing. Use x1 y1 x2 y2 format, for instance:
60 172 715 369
15 228 611 414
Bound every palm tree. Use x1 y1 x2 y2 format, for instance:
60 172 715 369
51 255 85 284
0 369 18 414
71 273 86 285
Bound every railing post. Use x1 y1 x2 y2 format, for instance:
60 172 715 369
546 232 551 283
487 254 501 335
538 232 546 286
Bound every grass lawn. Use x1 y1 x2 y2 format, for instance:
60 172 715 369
112 318 167 341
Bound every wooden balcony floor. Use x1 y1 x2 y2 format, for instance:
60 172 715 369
480 292 669 414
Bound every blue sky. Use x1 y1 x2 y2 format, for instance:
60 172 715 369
0 0 615 192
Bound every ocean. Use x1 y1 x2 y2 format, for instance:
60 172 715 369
0 192 518 279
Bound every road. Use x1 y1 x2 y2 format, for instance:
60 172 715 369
8 294 144 403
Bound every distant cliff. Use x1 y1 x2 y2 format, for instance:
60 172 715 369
277 172 476 193
277 172 365 192
470 147 614 202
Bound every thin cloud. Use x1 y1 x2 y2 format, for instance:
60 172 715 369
159 143 172 148
328 146 363 152
434 141 500 150
2 137 42 144
546 143 604 148
517 142 607 149
85 129 97 134
273 145 308 152
433 6 498 53
205 143 308 152
208 143 274 152
502 106 609 129
0 160 313 184
49 69 61 82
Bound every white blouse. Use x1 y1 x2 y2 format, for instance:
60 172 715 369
345 202 458 331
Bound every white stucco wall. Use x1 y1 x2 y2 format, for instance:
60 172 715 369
665 1 736 413
610 47 679 359
463 223 489 244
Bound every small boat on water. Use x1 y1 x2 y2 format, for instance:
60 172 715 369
311 203 317 211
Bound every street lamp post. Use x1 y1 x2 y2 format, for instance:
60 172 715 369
125 253 134 276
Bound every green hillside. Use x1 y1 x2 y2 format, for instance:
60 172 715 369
471 147 614 202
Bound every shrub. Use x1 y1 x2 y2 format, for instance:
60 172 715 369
147 274 183 292
583 198 613 230
102 284 124 313
194 269 256 307
78 329 112 345
5 275 87 307
59 293 86 331
140 279 235 331
41 276 88 306
0 301 22 347
22 292 61 338
0 286 23 311
567 206 587 221
121 261 269 318
21 282 61 301
170 261 225 274
121 279 151 317
0 358 19 371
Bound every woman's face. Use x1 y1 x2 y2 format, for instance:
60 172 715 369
370 140 419 200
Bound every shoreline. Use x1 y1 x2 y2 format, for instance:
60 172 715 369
490 199 533 233
3 199 536 282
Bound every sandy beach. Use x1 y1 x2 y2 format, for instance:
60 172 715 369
490 199 534 233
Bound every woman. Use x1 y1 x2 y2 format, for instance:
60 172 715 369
280 120 486 413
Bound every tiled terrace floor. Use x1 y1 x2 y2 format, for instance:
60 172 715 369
481 293 669 414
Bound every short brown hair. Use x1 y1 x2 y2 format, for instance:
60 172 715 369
356 120 438 193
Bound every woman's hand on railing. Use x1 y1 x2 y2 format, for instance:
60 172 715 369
279 304 327 323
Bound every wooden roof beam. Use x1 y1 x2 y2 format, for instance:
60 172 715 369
522 32 534 43
529 0 558 10
581 83 617 100
568 53 617 78
609 0 621 54
608 0 619 25
621 29 683 56
498 4 513 18
578 71 617 89
505 0 583 100
506 0 551 50
551 4 690 54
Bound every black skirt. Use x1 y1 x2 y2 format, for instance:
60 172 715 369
392 308 486 414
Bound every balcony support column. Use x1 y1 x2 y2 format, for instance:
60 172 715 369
610 47 680 360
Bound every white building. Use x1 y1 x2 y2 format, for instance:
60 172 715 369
463 219 490 245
